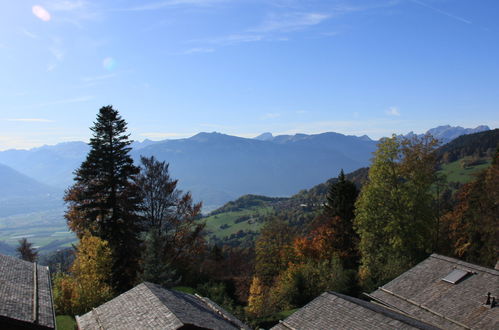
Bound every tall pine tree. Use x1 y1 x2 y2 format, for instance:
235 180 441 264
65 105 143 292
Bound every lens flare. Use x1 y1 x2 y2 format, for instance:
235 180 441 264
32 5 51 22
102 57 117 71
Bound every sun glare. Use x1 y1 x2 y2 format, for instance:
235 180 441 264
32 5 51 22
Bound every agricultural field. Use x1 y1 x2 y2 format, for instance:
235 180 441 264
439 157 492 184
203 206 273 239
0 208 75 254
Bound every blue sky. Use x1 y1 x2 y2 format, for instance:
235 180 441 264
1 0 498 150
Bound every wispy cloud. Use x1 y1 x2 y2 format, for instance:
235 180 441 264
139 132 190 139
200 34 264 46
47 0 88 11
182 47 215 54
411 0 471 24
32 96 94 108
82 73 117 82
251 12 330 33
21 29 38 39
117 0 227 12
46 63 57 72
4 118 54 123
261 113 281 120
386 106 400 116
49 47 65 61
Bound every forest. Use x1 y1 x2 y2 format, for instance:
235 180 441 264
17 106 498 329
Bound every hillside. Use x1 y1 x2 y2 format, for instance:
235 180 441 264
204 129 498 246
203 167 369 247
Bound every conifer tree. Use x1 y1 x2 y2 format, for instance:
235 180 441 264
321 170 359 268
324 170 359 221
65 105 143 292
140 229 178 287
16 238 38 262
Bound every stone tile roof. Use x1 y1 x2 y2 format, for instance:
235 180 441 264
76 282 250 330
271 291 440 330
0 253 55 329
370 254 499 330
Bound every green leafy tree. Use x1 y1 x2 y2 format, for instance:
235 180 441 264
16 238 38 262
65 105 143 292
254 218 295 286
354 134 439 290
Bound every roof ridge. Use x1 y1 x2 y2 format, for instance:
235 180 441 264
193 293 245 329
142 282 184 326
327 292 440 330
377 287 470 329
32 262 38 324
430 254 499 276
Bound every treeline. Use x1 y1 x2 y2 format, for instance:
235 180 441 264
436 128 499 163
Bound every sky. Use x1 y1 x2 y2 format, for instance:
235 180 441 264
0 0 498 150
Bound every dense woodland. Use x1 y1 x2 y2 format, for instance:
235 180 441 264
18 106 498 328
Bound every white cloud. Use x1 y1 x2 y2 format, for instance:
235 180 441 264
386 106 400 116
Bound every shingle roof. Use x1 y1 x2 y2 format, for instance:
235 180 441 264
0 253 55 329
76 282 250 330
370 254 499 330
271 291 440 330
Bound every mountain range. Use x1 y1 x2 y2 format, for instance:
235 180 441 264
404 125 490 143
0 125 492 212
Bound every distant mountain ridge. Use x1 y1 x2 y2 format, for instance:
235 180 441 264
0 124 493 210
404 125 490 143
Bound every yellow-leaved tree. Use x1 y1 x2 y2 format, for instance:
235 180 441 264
53 234 114 316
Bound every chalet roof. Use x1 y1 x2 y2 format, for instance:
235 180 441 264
370 254 499 329
271 291 439 330
0 253 55 329
76 282 250 330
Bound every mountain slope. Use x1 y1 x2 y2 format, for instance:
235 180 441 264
0 142 89 188
0 163 58 198
134 132 375 209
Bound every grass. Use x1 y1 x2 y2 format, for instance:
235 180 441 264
172 286 198 294
439 158 491 184
56 315 76 330
203 206 273 238
277 308 298 318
